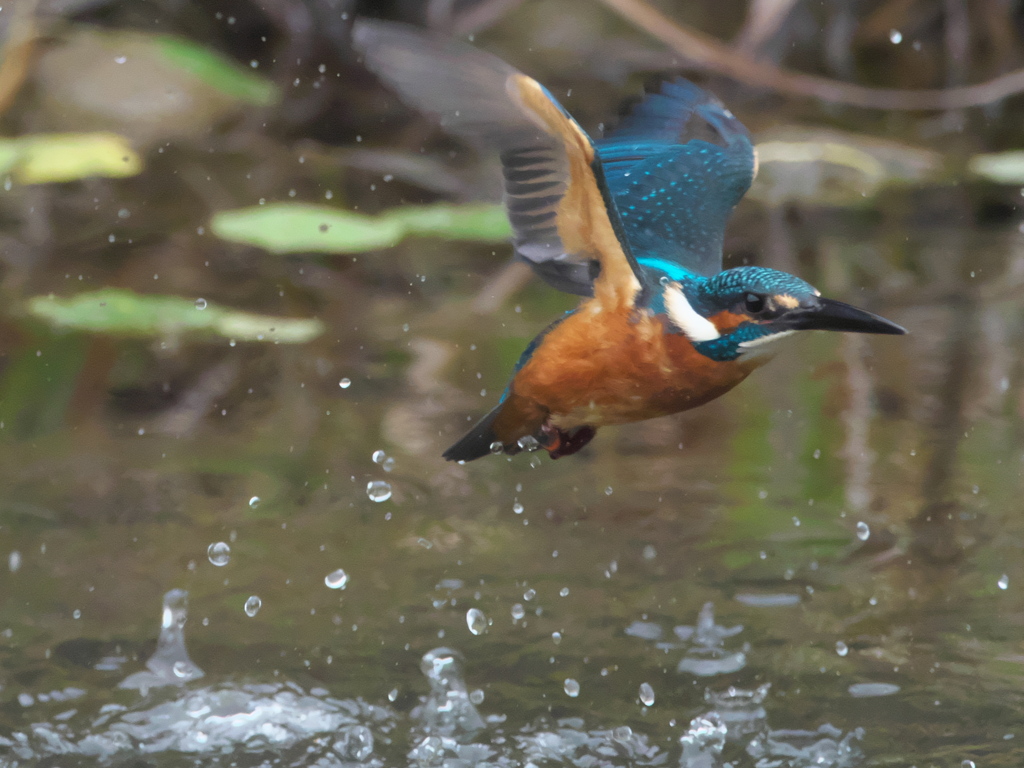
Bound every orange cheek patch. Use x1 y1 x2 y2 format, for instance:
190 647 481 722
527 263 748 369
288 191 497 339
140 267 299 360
709 310 750 334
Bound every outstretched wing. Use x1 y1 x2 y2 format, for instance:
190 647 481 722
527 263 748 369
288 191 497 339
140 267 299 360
597 79 756 278
352 20 643 309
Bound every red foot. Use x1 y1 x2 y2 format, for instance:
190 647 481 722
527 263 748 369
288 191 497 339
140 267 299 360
540 424 597 459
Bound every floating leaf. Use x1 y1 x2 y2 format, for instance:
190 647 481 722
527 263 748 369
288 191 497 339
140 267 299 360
210 202 511 255
211 204 403 254
9 132 142 184
384 204 511 241
968 151 1024 184
26 289 323 343
154 35 278 107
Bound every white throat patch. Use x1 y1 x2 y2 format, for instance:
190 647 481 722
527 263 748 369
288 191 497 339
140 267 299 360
737 330 795 351
663 284 720 343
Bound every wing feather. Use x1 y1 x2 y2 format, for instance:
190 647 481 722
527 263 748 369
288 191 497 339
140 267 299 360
352 20 642 308
597 79 757 278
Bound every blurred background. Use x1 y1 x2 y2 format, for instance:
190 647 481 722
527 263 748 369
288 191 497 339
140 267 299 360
1 0 1024 765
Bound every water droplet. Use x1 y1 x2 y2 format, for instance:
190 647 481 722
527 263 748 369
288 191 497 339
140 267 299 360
564 678 580 697
372 450 386 464
605 486 613 496
339 378 352 389
248 496 261 508
387 688 398 702
114 55 127 64
466 607 487 635
524 588 536 601
382 457 396 472
998 574 1009 590
856 522 870 541
836 641 849 657
195 298 207 310
367 480 392 502
962 760 977 768
325 568 349 589
469 688 485 704
72 609 81 619
244 595 262 617
517 435 540 452
513 502 524 514
8 550 20 573
642 545 656 560
889 28 903 44
511 603 525 620
489 441 503 455
172 660 192 678
639 682 655 706
207 541 230 566
613 726 633 741
552 631 562 645
559 587 569 597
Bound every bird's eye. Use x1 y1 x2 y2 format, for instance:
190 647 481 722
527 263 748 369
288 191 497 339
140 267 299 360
744 293 767 314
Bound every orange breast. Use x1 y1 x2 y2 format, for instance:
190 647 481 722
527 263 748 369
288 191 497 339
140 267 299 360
500 301 762 434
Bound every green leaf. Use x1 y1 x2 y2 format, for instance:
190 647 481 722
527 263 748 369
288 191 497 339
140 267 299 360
969 151 1024 184
154 35 278 107
210 202 511 255
385 203 512 241
11 132 142 184
26 289 323 343
211 203 404 254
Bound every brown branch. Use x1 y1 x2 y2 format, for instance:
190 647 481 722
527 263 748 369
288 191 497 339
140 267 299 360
597 0 1024 110
0 0 41 118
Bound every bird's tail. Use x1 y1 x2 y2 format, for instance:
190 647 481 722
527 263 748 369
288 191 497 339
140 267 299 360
442 403 504 462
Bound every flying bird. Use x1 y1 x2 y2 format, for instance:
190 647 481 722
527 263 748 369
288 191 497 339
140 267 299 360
352 20 906 462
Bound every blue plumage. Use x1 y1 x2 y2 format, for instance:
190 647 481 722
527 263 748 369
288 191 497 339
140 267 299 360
598 79 756 278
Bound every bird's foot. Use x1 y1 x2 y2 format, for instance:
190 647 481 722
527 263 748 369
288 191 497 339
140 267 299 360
539 424 597 460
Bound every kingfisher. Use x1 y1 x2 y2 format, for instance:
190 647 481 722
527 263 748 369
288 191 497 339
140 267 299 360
353 20 906 462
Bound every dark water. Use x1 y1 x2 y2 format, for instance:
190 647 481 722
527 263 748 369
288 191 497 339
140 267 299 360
3 4 1024 767
2 215 1022 767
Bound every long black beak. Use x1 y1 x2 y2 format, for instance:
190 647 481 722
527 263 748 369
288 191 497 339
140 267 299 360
781 298 907 335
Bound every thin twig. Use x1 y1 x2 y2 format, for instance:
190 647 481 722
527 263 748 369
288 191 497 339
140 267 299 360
597 0 1024 110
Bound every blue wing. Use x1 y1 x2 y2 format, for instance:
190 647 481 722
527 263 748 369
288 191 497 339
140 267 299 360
597 79 756 278
352 20 644 307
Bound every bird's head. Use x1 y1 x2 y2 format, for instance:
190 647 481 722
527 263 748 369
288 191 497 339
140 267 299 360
659 266 906 362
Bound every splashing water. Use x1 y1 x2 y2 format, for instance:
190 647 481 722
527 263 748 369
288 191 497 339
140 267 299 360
704 684 770 740
747 723 864 767
679 712 728 765
324 568 348 589
415 647 485 735
120 589 204 693
466 608 488 635
675 602 747 676
366 480 392 502
207 541 230 566
638 682 655 706
244 595 262 617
